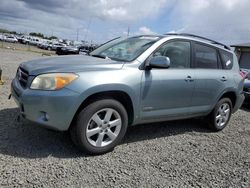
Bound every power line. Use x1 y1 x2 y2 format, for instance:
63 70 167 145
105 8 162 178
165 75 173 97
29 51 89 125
84 17 93 42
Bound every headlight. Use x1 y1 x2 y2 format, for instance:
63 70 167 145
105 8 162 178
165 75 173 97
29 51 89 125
30 73 78 90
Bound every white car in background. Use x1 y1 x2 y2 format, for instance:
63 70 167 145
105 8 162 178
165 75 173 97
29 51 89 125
4 36 18 43
29 37 43 46
0 34 5 41
51 43 67 51
20 35 32 44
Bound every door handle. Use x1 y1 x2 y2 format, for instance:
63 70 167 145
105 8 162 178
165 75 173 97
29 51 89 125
220 76 227 82
185 76 194 82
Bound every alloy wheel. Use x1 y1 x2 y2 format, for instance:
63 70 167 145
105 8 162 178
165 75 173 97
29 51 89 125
215 103 230 127
86 108 122 147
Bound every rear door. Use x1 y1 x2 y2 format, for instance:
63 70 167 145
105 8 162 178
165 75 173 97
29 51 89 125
190 43 228 113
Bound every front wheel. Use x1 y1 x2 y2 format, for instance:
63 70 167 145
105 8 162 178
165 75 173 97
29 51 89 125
70 99 128 155
207 98 232 131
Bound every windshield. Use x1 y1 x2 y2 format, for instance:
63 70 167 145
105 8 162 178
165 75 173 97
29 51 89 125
90 36 160 62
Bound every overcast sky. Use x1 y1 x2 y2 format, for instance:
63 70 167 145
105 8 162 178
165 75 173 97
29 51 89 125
0 0 250 44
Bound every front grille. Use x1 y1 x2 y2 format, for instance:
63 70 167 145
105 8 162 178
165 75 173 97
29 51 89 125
17 67 29 88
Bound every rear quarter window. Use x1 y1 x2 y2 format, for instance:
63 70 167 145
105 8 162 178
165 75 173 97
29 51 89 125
239 52 250 70
220 50 233 70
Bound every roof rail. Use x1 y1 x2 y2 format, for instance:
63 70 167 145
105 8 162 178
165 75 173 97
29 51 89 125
165 33 231 50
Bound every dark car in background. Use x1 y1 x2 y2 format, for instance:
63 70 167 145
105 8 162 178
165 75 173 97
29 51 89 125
239 66 250 106
232 43 250 106
242 70 250 105
56 45 97 55
56 45 80 55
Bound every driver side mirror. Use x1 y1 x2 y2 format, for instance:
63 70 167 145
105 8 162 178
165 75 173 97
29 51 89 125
147 56 170 69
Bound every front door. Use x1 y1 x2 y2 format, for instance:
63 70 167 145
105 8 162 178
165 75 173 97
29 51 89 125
140 40 195 120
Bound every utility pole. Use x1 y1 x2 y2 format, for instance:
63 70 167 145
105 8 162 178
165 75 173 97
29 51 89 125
76 28 79 41
84 17 93 42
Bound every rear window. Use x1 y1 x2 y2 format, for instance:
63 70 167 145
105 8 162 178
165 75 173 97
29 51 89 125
220 50 233 69
194 43 218 69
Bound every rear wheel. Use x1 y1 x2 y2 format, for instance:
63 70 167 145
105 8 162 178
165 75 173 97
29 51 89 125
207 98 232 131
70 99 128 154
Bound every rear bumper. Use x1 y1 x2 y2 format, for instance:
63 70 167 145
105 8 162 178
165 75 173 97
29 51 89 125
232 93 245 113
11 78 80 131
244 91 250 104
243 81 250 104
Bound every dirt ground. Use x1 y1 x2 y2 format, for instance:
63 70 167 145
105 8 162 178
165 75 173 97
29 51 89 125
0 47 249 187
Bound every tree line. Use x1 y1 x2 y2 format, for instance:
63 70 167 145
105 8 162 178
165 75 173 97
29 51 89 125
0 28 58 40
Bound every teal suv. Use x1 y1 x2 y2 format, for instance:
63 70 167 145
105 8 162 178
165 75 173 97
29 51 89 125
11 34 245 154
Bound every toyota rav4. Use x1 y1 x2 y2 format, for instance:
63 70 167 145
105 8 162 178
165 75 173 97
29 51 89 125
11 34 245 154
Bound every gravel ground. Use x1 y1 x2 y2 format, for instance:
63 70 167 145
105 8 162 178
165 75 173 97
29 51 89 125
0 41 55 55
0 48 250 187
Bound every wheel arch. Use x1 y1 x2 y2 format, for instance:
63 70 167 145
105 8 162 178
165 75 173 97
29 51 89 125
219 91 236 108
70 90 135 130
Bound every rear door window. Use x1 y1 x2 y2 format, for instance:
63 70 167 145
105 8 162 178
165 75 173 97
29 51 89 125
194 43 218 69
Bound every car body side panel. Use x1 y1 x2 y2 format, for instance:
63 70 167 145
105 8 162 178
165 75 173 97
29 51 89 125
190 54 244 114
11 35 245 131
190 69 229 113
140 68 195 120
12 67 142 130
65 67 143 126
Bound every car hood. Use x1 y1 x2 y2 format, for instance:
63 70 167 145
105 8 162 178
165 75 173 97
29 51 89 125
20 55 125 75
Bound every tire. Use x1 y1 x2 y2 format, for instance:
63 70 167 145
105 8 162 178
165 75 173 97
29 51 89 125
70 99 128 155
206 98 232 131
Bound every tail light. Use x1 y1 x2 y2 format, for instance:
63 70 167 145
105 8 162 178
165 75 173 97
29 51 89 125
239 70 247 79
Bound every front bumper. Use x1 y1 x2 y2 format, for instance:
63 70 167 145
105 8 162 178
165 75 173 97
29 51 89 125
11 78 80 131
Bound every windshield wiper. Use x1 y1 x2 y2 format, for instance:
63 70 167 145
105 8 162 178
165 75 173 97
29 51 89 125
91 54 110 60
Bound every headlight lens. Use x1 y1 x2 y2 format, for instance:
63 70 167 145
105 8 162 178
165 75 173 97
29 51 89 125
30 73 78 90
